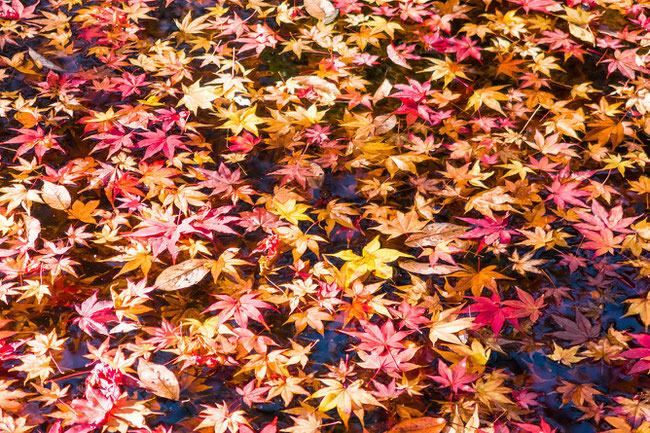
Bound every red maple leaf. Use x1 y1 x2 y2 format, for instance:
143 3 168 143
428 359 478 393
621 333 650 374
463 292 518 336
129 213 199 259
203 293 273 328
73 292 118 336
342 320 411 355
544 178 590 210
137 129 188 161
5 126 64 162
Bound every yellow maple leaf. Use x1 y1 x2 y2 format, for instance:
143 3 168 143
219 105 264 136
178 80 218 114
328 236 412 283
548 342 585 366
466 85 509 114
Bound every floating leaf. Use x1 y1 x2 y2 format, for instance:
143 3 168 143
41 181 71 210
405 223 467 247
398 260 460 275
137 360 180 400
304 0 337 23
154 259 210 291
387 417 447 433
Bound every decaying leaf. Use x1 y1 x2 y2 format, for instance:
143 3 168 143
398 260 460 275
405 223 468 248
154 259 210 291
386 417 447 433
303 0 337 23
137 360 180 400
41 181 71 210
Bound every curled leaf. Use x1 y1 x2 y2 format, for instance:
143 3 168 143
304 0 337 23
155 259 210 291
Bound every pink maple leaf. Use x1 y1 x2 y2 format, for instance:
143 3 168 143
73 292 117 336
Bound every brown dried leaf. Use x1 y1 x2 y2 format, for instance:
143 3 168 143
405 223 467 247
374 115 397 135
373 79 393 102
155 259 210 291
41 181 71 210
290 76 341 105
464 187 514 219
137 360 180 400
387 417 447 433
303 0 337 23
398 260 460 275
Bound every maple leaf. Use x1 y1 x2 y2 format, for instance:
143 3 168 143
602 48 648 80
625 293 650 330
551 311 600 345
509 0 561 14
137 129 189 161
271 163 319 189
502 288 546 322
269 198 313 226
548 342 585 366
464 187 515 219
311 378 385 428
371 211 428 240
515 418 556 433
557 380 603 407
450 264 512 297
196 403 249 433
193 206 240 238
328 235 412 282
466 85 509 114
429 307 474 346
178 80 219 114
356 346 420 377
574 201 638 234
389 301 429 331
620 333 650 375
89 127 137 158
203 293 273 329
509 250 548 275
128 212 199 260
428 359 478 393
544 178 590 210
459 213 517 249
236 380 270 407
73 292 118 336
0 0 38 19
342 320 411 355
580 228 626 257
5 127 64 162
463 292 518 336
219 105 264 136
282 414 322 433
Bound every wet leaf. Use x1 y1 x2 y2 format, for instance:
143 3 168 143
137 360 180 400
386 417 447 433
41 181 71 210
154 259 210 291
